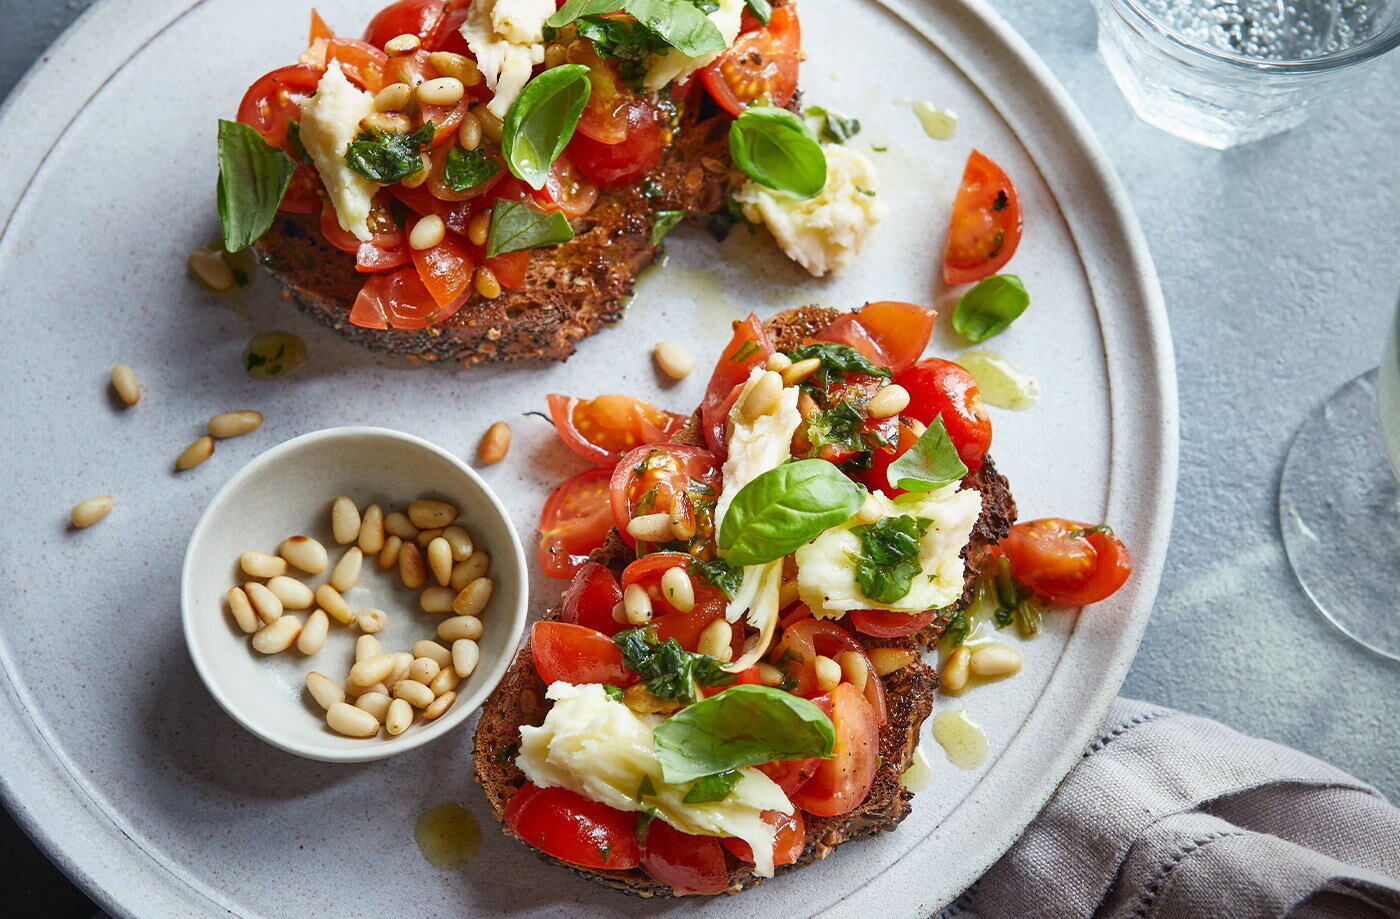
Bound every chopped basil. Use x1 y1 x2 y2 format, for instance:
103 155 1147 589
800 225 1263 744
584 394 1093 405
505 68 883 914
886 417 968 492
850 515 930 604
729 105 826 200
343 122 434 184
614 626 734 703
243 331 306 380
650 209 687 244
653 685 836 784
683 769 742 804
951 274 1030 342
805 105 861 144
635 774 657 800
689 557 742 599
216 119 296 252
502 65 591 189
718 459 865 567
442 146 501 192
805 400 867 458
743 0 772 24
602 684 626 702
784 341 890 390
485 199 575 257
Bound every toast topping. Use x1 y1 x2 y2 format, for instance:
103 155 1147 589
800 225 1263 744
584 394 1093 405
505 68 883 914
461 0 552 117
298 66 380 242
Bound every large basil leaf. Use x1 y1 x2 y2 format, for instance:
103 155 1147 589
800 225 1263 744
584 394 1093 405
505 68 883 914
485 199 575 257
216 119 296 252
887 417 968 493
728 105 826 200
951 274 1030 342
719 459 865 566
549 0 725 57
502 65 592 189
653 685 835 783
344 122 435 183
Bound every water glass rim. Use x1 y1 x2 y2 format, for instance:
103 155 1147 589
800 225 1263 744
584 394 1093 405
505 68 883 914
1102 0 1400 73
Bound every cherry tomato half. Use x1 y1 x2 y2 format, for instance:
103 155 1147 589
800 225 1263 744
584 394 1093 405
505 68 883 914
700 4 801 117
700 314 774 455
609 445 722 549
999 519 1133 607
848 608 938 638
621 554 729 654
773 619 886 724
348 263 446 329
547 394 686 466
538 466 615 579
722 809 806 867
237 63 322 149
791 683 879 817
639 820 729 895
895 357 992 472
362 0 446 49
531 621 634 686
943 150 1023 285
569 99 666 189
559 562 625 635
409 224 474 309
505 783 641 870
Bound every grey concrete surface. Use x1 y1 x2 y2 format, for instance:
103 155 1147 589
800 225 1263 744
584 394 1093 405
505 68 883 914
1 0 1396 915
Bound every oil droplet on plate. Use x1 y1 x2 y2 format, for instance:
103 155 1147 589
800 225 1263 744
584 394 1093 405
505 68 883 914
415 802 482 868
900 744 934 791
932 709 989 770
956 350 1039 410
911 101 958 140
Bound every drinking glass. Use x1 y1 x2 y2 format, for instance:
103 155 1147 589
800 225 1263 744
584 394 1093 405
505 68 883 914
1279 300 1400 660
1090 0 1400 148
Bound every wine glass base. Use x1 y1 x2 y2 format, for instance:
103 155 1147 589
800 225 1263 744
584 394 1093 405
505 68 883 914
1280 369 1400 661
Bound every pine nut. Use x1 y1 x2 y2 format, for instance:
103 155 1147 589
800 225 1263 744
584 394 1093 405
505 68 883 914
331 497 362 545
907 418 927 439
423 536 452 586
208 410 262 439
969 643 1023 679
623 583 653 625
410 214 446 250
941 647 971 693
383 511 417 539
355 691 392 722
697 619 733 661
423 690 455 720
329 548 362 592
473 265 501 299
245 581 282 623
384 33 420 55
661 566 695 613
188 248 234 291
477 421 511 464
438 615 483 642
240 551 285 578
740 371 784 420
414 526 444 549
378 535 403 571
453 576 493 616
544 42 568 67
653 342 694 380
669 493 697 541
409 499 458 529
71 495 114 528
757 663 785 686
385 698 413 735
267 575 314 610
252 615 301 653
373 81 413 111
797 390 819 420
428 51 480 85
344 679 387 698
450 551 490 590
781 357 821 387
467 209 491 246
350 653 395 687
409 657 441 684
627 513 673 543
399 541 427 588
361 110 411 134
327 702 379 738
765 352 792 373
387 651 414 687
476 107 502 141
227 586 258 633
421 586 456 613
431 665 461 695
358 503 385 553
297 609 330 654
836 650 869 692
457 112 483 151
416 76 464 105
355 634 381 662
279 535 327 574
306 671 344 710
175 436 214 470
441 526 473 561
357 608 389 633
869 647 918 676
315 583 354 624
110 365 140 406
814 655 842 691
394 680 435 709
866 384 911 419
414 639 452 668
452 638 479 679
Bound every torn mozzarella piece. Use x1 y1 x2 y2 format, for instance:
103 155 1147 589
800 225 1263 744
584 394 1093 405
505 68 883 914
460 0 552 117
297 65 379 242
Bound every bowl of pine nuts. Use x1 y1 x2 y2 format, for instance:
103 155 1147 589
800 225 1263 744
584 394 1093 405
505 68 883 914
181 426 527 762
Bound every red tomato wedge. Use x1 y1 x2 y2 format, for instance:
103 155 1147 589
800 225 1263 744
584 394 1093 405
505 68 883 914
791 683 879 817
851 301 936 373
237 63 322 148
639 821 729 895
279 164 322 214
573 45 633 145
409 226 474 309
849 608 937 638
538 466 615 579
569 98 665 189
547 394 685 466
533 156 600 217
620 554 729 654
813 314 887 366
773 619 886 724
943 150 1023 285
362 0 446 48
700 314 774 455
325 38 388 92
348 263 445 329
894 357 992 472
560 562 626 635
722 810 806 867
319 200 411 274
758 756 820 796
700 4 801 116
505 783 641 870
609 445 723 548
531 621 635 686
308 8 335 45
1000 519 1133 607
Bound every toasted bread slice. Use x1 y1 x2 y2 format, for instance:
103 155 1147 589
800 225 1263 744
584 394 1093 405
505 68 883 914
472 306 1016 895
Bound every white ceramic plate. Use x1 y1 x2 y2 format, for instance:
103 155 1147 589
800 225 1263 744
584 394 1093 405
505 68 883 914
0 0 1175 916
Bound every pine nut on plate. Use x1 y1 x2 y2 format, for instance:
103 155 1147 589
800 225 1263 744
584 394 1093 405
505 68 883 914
70 495 114 528
110 364 139 406
208 410 262 439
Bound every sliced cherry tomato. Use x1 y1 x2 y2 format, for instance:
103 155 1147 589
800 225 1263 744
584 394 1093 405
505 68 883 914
722 809 805 867
538 466 615 579
237 63 322 148
319 199 410 273
791 683 879 817
609 445 722 549
943 150 1023 285
814 315 888 367
426 0 472 52
547 394 685 466
483 248 531 289
895 357 992 472
348 263 444 329
773 619 886 724
504 783 641 870
425 140 506 202
700 4 801 116
568 99 665 189
530 155 599 217
621 554 728 653
1000 519 1133 607
849 608 937 638
325 38 388 92
531 621 635 686
639 820 729 896
851 301 935 374
861 420 918 498
362 0 446 48
308 8 335 44
384 50 469 145
409 226 474 309
700 315 774 455
280 163 322 214
560 562 626 635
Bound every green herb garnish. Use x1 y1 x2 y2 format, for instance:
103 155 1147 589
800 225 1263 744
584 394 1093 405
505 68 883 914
886 418 968 493
653 685 836 783
784 341 890 389
344 122 435 184
216 119 296 252
441 146 501 192
690 557 743 600
951 274 1030 343
683 769 742 803
485 199 575 257
728 105 826 200
615 626 734 703
502 65 591 189
650 208 687 244
850 515 930 604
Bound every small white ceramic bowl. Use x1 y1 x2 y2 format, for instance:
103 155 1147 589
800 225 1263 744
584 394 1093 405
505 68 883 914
181 426 527 763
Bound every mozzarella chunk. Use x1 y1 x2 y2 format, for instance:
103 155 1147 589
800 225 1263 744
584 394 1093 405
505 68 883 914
517 682 793 875
795 486 982 618
298 66 379 242
643 0 745 91
736 144 889 277
461 0 552 117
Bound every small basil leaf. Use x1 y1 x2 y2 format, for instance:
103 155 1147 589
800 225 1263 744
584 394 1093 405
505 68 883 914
886 417 968 493
804 105 861 144
285 119 309 163
650 209 687 244
719 459 865 567
653 685 835 784
442 146 502 192
485 199 574 257
683 770 742 804
547 0 622 28
602 684 625 702
951 274 1030 342
216 119 296 252
743 0 772 24
729 105 826 200
343 122 435 183
851 514 931 603
502 64 592 189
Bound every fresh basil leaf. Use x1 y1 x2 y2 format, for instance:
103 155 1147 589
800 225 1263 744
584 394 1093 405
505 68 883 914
550 0 725 57
485 199 575 257
615 627 734 703
576 17 666 84
650 209 687 244
442 146 501 192
887 417 968 493
729 105 826 200
689 557 742 600
216 119 296 252
603 684 626 702
805 105 861 144
547 0 623 27
951 274 1030 342
850 514 930 603
653 685 836 784
502 64 591 189
743 0 772 24
684 770 742 804
719 459 865 567
784 341 890 390
343 122 434 184
285 119 309 163
805 400 868 458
